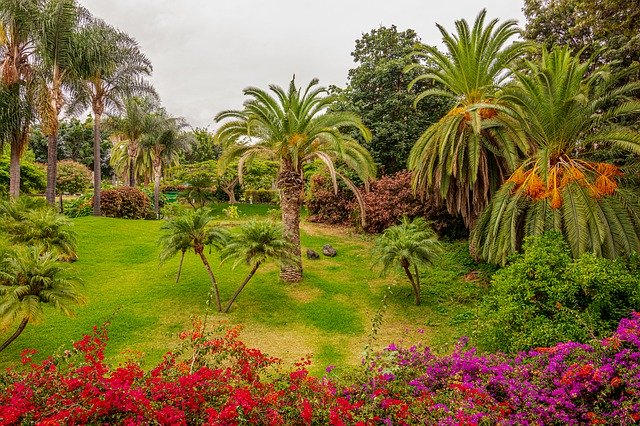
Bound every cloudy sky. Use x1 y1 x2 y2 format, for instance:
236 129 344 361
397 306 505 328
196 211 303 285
77 1 525 129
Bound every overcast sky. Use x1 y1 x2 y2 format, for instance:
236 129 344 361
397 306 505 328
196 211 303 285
77 1 525 129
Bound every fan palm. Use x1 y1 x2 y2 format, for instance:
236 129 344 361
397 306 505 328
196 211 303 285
406 9 530 228
215 77 376 282
220 220 292 313
67 18 156 215
374 217 441 306
159 209 229 312
0 0 39 198
0 246 85 353
471 47 640 265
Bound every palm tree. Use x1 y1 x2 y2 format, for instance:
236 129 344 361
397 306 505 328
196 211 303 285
220 220 292 313
139 112 191 217
471 47 640 265
0 0 39 198
0 246 85 353
374 217 441 306
67 18 155 215
108 96 156 186
406 9 530 228
158 209 229 312
215 77 376 282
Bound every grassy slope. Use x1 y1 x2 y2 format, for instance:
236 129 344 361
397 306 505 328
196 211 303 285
0 204 486 375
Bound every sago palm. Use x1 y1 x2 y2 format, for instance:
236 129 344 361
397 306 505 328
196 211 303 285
471 47 640 265
0 246 85 353
159 209 229 312
215 77 376 282
406 9 530 228
374 217 441 305
220 220 292 313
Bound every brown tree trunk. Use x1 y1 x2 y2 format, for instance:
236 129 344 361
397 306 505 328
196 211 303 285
153 159 162 217
46 134 57 205
401 260 420 306
277 164 303 283
197 248 222 312
0 317 29 353
9 143 21 199
222 177 239 204
127 142 137 187
93 112 102 216
175 249 186 284
224 262 260 313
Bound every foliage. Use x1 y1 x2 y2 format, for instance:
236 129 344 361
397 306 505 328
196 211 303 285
0 156 46 195
332 25 452 174
407 9 530 228
99 186 151 219
56 159 91 194
471 47 640 265
306 173 354 225
63 193 93 218
243 188 278 204
2 313 640 423
478 232 640 353
181 127 221 163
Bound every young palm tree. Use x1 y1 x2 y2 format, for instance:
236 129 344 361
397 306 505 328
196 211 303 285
471 47 640 265
0 246 85 353
406 9 530 228
158 209 229 312
374 217 441 306
0 0 39 198
215 77 376 282
67 18 156 215
220 220 292 313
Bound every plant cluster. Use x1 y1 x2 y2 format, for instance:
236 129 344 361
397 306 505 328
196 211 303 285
100 187 152 219
56 160 92 195
2 313 640 424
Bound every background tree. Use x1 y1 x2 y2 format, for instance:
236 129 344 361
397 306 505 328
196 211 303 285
216 77 376 282
220 220 292 313
0 246 84 353
374 217 441 305
181 127 221 164
332 25 452 175
406 10 529 228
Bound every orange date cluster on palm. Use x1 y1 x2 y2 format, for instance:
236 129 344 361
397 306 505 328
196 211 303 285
446 106 498 122
507 160 623 209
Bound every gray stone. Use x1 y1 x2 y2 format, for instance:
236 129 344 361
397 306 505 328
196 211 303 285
306 249 320 260
322 244 337 257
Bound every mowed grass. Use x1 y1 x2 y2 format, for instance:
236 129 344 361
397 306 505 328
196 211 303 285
0 204 486 375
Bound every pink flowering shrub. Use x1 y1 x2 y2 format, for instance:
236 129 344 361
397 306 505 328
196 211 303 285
2 314 640 425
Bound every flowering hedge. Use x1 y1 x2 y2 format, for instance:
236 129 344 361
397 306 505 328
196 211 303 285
2 314 640 425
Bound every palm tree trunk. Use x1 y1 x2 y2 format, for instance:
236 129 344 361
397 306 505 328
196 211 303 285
402 261 420 306
93 112 102 216
224 262 260 313
277 166 303 283
153 159 162 217
197 249 222 312
0 317 29 353
176 249 185 283
46 134 57 205
9 143 21 199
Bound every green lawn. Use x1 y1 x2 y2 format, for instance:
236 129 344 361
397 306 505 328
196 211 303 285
0 204 486 375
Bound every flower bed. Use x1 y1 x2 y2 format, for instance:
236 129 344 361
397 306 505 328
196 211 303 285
1 314 639 425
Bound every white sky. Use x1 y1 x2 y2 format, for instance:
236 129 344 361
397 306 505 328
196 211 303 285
77 1 525 129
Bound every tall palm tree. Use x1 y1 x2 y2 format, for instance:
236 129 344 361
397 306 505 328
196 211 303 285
0 246 85 353
215 77 376 282
220 220 292 313
139 112 191 216
471 47 640 265
34 0 83 205
406 9 530 228
158 209 229 312
373 217 441 306
0 0 39 198
67 19 155 215
108 96 156 186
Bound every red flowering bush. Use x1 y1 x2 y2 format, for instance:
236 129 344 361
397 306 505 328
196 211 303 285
100 187 152 219
2 314 640 424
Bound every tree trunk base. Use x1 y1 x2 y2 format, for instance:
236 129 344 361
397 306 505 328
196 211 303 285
279 264 302 283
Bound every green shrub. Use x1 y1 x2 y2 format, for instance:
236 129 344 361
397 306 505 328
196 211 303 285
63 194 93 218
56 160 91 195
478 231 640 352
0 158 46 196
243 188 279 204
100 187 151 219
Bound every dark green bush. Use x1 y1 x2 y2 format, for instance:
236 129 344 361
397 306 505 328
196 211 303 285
478 231 640 353
243 188 279 204
100 187 151 219
57 160 92 195
63 194 93 218
0 158 46 196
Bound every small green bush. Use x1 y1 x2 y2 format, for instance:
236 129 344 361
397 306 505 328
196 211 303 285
478 231 640 352
100 187 151 219
56 160 92 195
243 189 278 204
0 158 46 195
64 194 93 218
